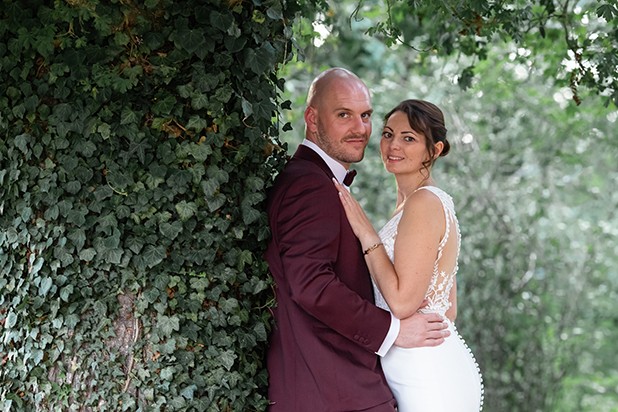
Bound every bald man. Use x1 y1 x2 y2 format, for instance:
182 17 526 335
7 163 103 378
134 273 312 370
264 68 449 411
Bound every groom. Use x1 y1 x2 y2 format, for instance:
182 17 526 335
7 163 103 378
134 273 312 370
264 67 449 411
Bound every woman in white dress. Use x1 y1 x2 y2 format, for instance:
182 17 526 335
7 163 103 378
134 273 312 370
334 99 483 411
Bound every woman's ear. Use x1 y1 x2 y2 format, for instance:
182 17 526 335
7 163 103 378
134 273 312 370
434 141 444 158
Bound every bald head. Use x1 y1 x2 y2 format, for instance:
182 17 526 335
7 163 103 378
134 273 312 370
306 68 369 108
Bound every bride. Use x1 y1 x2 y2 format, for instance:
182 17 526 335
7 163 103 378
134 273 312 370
334 99 484 411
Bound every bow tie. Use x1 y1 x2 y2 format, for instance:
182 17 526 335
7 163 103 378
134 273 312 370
343 170 357 186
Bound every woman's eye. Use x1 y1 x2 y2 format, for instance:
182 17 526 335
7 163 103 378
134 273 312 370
382 132 392 139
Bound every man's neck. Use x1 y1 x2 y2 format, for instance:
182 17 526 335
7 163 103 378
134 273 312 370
301 139 349 183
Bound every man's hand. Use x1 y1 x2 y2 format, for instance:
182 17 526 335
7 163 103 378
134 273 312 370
394 312 450 348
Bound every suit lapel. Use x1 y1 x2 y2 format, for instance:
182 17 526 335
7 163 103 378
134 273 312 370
293 145 335 180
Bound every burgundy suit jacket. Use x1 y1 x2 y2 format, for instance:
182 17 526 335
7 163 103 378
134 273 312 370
265 145 395 411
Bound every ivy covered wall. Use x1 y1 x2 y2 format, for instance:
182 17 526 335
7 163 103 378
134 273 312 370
0 0 298 410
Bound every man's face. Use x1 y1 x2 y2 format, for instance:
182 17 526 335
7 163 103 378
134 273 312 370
306 79 373 167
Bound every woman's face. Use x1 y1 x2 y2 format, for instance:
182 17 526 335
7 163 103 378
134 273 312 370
379 111 432 176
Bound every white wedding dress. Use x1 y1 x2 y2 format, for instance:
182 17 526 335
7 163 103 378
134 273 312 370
375 186 484 412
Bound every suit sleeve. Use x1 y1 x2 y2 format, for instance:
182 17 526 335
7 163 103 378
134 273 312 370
272 175 391 352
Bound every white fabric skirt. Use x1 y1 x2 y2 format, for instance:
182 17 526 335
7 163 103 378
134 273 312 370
381 321 484 412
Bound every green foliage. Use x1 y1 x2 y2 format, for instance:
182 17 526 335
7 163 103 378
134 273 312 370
313 0 618 106
278 6 617 411
0 0 296 409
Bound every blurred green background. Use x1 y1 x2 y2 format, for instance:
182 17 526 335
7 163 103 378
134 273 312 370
277 2 618 411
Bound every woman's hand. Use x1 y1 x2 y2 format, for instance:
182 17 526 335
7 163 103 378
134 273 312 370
333 178 381 248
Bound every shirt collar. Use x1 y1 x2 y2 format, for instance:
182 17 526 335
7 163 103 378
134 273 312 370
301 139 348 184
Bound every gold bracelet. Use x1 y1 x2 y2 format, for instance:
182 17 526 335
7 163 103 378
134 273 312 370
363 242 383 255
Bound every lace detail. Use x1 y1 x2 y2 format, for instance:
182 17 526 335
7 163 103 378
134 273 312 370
373 186 460 317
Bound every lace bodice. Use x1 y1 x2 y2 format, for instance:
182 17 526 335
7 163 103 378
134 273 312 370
373 186 461 317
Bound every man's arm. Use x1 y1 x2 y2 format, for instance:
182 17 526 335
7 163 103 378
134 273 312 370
274 176 391 352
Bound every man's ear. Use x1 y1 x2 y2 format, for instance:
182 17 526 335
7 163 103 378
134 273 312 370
305 106 318 133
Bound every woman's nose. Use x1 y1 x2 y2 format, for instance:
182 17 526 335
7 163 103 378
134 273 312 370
387 138 400 150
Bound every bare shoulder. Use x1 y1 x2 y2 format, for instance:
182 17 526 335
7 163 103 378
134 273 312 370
403 187 443 218
396 187 446 240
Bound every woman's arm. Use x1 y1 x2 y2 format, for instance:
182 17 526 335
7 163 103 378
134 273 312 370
334 180 445 319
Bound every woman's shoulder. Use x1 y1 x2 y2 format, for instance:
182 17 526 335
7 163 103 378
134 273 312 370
413 186 455 210
407 186 444 208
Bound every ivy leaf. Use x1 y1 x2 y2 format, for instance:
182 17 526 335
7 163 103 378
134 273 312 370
186 115 209 131
14 133 30 154
209 11 234 32
238 331 256 349
237 249 253 270
224 36 247 53
213 85 232 104
143 244 166 268
153 95 177 115
79 248 96 261
244 42 276 75
241 99 253 117
68 229 86 251
185 143 211 162
266 4 283 20
191 93 209 110
219 350 236 371
5 311 17 328
175 201 197 221
30 257 44 276
120 107 139 125
220 298 239 314
179 29 205 53
207 166 229 183
253 322 267 342
181 384 197 400
31 349 44 365
252 99 275 121
159 221 183 240
125 237 144 254
65 314 79 329
201 179 219 197
98 123 111 139
39 277 53 296
245 177 264 191
207 194 226 212
157 314 180 337
241 204 261 225
103 248 123 264
160 366 175 381
60 284 74 302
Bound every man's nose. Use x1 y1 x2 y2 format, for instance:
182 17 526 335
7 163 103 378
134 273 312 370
351 115 369 134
